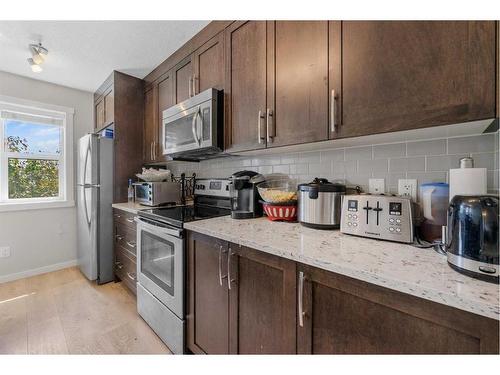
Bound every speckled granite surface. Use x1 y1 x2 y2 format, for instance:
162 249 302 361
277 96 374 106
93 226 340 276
185 216 499 320
112 202 151 214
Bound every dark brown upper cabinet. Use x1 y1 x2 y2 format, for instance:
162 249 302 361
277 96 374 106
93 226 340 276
339 21 496 138
143 86 157 163
95 97 105 130
193 32 225 94
173 56 194 104
225 21 270 153
156 72 174 162
271 21 330 147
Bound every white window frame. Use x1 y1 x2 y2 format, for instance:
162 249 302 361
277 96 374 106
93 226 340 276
0 95 74 212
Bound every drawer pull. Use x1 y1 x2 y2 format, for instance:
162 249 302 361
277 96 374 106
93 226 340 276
218 245 227 287
126 241 136 248
115 235 123 241
298 271 306 327
126 218 134 223
127 272 137 281
115 261 123 270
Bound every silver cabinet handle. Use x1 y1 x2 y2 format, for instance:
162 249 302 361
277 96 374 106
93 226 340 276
218 245 228 287
115 214 121 219
227 247 236 290
152 141 155 160
150 142 153 161
331 89 336 133
126 241 136 248
257 110 265 144
188 76 193 97
115 261 123 270
127 272 136 281
126 218 134 223
266 109 274 143
298 271 306 327
192 75 197 96
115 235 123 241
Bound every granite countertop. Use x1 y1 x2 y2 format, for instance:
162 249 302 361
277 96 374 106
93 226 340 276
112 202 151 214
184 216 499 320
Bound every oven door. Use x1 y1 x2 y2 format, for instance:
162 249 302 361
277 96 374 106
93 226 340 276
136 217 184 318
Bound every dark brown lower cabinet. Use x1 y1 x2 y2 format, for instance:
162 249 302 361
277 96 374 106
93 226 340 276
228 245 297 354
186 232 297 354
297 265 499 354
187 232 499 355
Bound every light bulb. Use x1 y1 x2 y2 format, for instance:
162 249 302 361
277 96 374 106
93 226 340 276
32 53 44 65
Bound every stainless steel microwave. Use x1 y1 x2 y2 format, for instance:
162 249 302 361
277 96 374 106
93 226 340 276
162 88 223 160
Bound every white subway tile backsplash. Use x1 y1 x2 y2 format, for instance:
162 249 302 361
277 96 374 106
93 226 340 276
345 146 372 161
407 139 446 156
167 131 498 193
389 157 425 172
426 154 468 172
447 134 495 154
373 143 406 159
358 158 388 174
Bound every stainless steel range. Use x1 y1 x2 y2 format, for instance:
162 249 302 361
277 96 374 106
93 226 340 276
135 178 231 354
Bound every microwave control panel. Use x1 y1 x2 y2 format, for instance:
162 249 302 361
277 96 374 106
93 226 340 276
340 194 413 243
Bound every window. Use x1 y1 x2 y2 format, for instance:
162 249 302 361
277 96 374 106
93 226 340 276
0 96 74 211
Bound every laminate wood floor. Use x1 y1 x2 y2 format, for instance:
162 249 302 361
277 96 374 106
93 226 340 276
0 267 170 354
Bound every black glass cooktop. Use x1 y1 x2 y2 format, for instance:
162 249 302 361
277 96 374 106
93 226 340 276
138 204 230 228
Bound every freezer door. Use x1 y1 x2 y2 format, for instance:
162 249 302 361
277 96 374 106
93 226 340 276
77 134 98 186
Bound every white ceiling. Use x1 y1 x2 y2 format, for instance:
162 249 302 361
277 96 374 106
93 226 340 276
0 21 210 92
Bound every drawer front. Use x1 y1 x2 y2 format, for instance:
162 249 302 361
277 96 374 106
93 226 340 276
115 246 137 294
113 209 136 229
115 222 137 256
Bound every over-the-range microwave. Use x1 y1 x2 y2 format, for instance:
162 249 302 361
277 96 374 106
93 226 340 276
162 88 223 160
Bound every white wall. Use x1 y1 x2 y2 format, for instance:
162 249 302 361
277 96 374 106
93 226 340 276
0 71 93 281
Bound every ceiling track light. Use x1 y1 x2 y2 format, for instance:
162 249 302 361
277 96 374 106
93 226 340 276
27 42 48 72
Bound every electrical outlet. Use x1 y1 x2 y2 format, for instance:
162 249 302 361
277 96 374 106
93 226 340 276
0 246 11 258
398 179 417 201
369 178 385 194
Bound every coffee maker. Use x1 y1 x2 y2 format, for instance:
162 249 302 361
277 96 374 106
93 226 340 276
229 171 265 219
446 195 499 283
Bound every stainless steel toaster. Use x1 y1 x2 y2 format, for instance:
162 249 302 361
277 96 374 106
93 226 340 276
340 194 414 243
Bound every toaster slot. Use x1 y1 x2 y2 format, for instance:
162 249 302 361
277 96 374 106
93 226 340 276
362 201 372 225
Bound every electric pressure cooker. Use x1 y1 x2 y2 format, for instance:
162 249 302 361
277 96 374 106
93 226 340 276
298 178 346 229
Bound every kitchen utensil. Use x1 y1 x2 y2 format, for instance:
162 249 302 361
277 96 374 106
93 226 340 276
261 201 297 221
446 195 499 283
418 182 449 242
298 178 346 229
340 194 414 243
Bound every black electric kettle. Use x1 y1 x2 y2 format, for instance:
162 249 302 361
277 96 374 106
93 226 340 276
446 195 499 283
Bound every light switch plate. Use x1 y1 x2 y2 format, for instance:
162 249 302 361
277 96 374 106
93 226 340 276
369 178 385 194
398 179 417 201
0 246 11 258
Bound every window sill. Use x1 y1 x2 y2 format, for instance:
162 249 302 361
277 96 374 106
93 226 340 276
0 200 75 212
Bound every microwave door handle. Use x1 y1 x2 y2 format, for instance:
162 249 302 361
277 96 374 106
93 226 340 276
197 107 204 145
191 107 201 146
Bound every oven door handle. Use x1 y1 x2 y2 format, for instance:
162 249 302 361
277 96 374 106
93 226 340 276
134 217 183 238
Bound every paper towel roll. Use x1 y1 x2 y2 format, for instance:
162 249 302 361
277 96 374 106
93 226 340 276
449 167 487 201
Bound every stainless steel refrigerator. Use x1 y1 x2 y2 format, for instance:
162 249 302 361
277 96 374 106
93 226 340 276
76 133 114 284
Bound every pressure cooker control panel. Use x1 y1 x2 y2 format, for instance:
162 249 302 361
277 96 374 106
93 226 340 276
340 195 413 243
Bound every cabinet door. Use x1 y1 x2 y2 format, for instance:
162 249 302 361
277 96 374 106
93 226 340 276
95 99 105 130
225 21 269 152
228 245 296 354
270 21 329 147
157 72 173 160
193 32 224 94
173 56 193 104
187 232 230 354
297 265 496 354
143 87 157 163
341 21 496 137
104 89 114 126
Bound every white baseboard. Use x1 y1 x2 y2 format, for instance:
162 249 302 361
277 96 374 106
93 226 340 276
0 259 78 284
